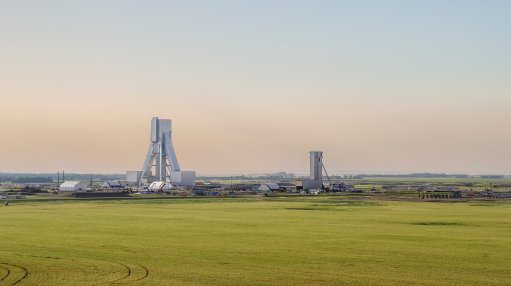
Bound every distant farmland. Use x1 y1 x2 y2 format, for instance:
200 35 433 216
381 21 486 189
0 197 510 285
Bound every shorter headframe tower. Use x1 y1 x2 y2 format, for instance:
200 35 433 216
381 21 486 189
309 151 323 186
296 151 326 191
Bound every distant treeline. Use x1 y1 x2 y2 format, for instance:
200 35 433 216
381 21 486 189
0 176 53 183
199 172 296 181
0 173 124 183
358 173 469 178
1 172 505 184
53 173 125 182
198 176 251 180
357 173 504 179
198 175 291 181
480 175 505 179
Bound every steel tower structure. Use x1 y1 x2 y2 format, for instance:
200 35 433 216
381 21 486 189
138 117 181 186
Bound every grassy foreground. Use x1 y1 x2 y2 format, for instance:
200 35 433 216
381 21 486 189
0 197 510 285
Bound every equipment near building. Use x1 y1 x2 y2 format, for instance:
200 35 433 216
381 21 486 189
136 117 196 187
101 180 124 189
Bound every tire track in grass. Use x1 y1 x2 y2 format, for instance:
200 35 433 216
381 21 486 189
0 263 29 286
47 248 151 284
123 262 149 284
106 261 149 284
107 262 131 284
10 263 29 286
0 264 11 282
12 246 150 285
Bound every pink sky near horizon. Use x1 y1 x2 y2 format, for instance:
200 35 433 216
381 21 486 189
2 88 510 175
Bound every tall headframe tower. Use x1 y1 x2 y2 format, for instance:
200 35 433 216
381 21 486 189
137 117 195 187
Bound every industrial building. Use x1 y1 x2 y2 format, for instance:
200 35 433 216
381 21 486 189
59 181 88 192
126 171 142 186
131 117 196 188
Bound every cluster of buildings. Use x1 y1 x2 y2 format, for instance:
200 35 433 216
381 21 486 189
56 117 333 194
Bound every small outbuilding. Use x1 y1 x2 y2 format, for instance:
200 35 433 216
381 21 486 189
59 181 88 192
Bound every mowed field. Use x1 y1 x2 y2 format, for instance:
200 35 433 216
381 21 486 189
0 197 510 285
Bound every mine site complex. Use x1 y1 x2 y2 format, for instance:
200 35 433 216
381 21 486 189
2 117 511 202
2 2 510 285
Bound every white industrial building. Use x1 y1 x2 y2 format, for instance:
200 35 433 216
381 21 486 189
59 181 88 192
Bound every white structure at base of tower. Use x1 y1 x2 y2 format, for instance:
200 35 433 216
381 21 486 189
137 117 195 187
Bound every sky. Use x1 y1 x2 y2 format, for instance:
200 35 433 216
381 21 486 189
1 0 510 175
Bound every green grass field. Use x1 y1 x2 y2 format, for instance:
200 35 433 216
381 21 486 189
0 197 510 285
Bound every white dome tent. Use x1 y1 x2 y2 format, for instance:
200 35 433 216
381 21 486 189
258 183 280 192
147 181 173 192
59 181 88 192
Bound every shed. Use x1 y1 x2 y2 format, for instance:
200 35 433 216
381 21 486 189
59 181 88 192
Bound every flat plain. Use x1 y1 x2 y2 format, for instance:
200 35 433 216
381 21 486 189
0 196 510 285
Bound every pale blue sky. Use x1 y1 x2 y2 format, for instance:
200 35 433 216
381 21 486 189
1 1 510 174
